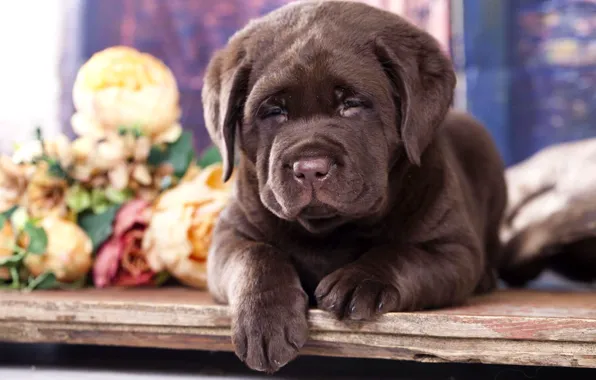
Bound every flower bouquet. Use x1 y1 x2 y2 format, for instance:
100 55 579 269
0 47 233 291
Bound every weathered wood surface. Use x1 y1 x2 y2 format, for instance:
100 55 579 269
0 288 595 368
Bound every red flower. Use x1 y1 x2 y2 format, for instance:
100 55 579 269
93 199 156 287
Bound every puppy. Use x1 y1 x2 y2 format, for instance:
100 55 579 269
202 0 507 373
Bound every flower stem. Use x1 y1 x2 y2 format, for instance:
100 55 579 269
10 267 19 289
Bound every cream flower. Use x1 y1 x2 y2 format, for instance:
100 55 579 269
23 217 93 282
0 156 34 213
68 133 164 201
23 162 68 219
12 134 73 168
71 46 182 143
142 164 234 288
0 222 14 280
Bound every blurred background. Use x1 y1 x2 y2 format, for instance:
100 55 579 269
1 0 595 167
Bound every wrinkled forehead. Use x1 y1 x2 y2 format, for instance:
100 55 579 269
245 38 392 114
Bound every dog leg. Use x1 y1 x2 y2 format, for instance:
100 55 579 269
208 224 308 373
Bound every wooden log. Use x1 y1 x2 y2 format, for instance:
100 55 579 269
0 288 595 368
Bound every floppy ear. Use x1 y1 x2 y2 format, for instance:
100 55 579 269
374 30 456 166
202 49 252 181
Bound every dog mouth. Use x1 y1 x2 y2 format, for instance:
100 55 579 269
298 214 342 234
296 203 344 233
299 205 337 219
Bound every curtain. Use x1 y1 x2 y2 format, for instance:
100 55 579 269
454 0 596 165
60 0 450 153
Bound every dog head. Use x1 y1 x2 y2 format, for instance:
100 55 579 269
202 1 455 234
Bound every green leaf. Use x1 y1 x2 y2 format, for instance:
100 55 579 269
90 189 112 214
131 125 143 138
0 205 18 230
46 158 69 180
0 251 25 267
147 145 167 166
1 206 18 220
169 131 196 177
66 185 92 213
90 188 106 206
23 222 48 255
105 187 134 205
148 131 196 177
197 145 222 168
78 204 120 252
118 124 144 138
27 272 58 290
153 271 170 286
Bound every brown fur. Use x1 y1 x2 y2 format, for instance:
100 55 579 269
202 1 507 373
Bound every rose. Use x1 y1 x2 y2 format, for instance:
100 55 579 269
143 164 233 288
23 217 93 282
71 46 181 144
93 199 158 287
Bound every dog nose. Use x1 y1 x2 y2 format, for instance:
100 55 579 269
293 157 331 184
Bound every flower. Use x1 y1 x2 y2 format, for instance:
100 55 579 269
23 162 68 219
11 140 43 165
23 217 93 282
0 156 33 212
68 133 167 202
0 222 15 280
143 164 234 288
93 199 157 287
71 46 181 143
12 134 73 168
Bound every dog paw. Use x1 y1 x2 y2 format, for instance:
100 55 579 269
232 288 309 373
315 266 400 320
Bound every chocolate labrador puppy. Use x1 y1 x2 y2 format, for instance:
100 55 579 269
202 0 506 373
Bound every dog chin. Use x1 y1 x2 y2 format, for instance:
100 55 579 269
264 193 345 233
297 214 346 234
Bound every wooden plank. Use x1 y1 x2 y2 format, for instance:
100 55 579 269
0 288 595 368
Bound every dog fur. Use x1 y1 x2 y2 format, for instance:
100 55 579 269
201 1 507 373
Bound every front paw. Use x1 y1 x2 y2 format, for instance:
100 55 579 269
232 288 309 373
315 266 400 320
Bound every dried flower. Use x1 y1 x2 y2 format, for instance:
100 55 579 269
12 134 73 168
143 164 233 288
0 156 33 212
23 217 93 282
0 222 14 280
93 199 157 287
23 162 68 219
67 133 166 202
71 46 181 143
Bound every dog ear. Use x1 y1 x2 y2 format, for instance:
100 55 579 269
202 48 251 181
374 28 456 166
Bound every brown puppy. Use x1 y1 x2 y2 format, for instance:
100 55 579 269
202 0 507 373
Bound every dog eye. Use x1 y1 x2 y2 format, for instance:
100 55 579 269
261 106 287 119
340 98 367 117
343 99 364 109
